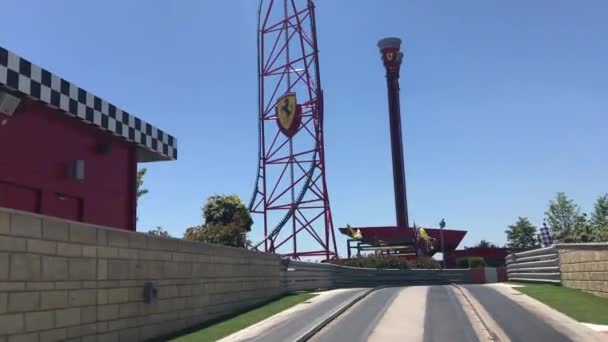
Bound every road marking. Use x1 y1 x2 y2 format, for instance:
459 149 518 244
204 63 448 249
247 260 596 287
367 286 428 342
453 285 511 342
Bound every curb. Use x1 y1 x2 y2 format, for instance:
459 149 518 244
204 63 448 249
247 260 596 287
294 286 386 342
452 284 505 341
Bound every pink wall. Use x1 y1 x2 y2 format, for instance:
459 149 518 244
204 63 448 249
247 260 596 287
465 267 508 283
0 99 136 230
497 267 508 282
467 268 486 284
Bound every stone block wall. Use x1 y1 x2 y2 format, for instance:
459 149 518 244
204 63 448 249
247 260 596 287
557 243 608 298
0 207 283 342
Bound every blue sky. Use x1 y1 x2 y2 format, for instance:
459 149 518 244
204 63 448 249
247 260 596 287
3 0 607 255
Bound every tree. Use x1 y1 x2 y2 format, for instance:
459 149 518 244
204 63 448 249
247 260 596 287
136 168 148 201
590 194 608 241
202 195 253 231
574 213 595 242
545 192 588 242
135 168 149 222
184 223 250 248
464 240 497 249
505 217 537 249
148 226 171 238
474 240 498 248
184 194 253 248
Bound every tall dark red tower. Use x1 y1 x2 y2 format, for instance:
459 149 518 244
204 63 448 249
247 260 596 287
378 37 409 229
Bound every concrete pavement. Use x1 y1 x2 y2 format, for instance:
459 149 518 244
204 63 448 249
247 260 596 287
584 324 608 340
368 286 428 341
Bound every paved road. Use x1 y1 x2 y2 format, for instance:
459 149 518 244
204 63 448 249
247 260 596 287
309 287 402 342
464 285 571 342
310 286 478 342
309 285 580 342
423 286 478 342
226 284 596 342
242 288 366 342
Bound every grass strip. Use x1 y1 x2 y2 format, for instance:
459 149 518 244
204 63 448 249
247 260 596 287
171 292 317 341
513 282 608 325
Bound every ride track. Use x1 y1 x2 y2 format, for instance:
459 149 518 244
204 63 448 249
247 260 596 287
248 0 337 260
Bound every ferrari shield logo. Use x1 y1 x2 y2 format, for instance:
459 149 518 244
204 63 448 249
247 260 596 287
275 93 301 137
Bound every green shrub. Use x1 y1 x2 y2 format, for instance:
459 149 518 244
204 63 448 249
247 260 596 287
485 257 504 267
456 257 486 268
331 255 442 270
456 258 470 268
331 254 410 269
408 256 441 269
468 257 486 268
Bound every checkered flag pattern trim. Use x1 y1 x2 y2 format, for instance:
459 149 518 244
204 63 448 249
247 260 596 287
538 225 554 247
0 46 177 161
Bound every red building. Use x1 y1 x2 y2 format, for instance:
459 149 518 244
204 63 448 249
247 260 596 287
0 46 177 230
338 226 512 269
445 247 513 268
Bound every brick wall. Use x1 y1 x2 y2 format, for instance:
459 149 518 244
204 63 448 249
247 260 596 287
0 207 283 342
557 243 608 298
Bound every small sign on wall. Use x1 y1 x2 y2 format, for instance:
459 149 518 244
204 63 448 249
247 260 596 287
67 160 85 181
0 91 21 116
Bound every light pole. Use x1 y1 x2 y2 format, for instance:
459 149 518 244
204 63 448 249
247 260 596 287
377 37 409 230
439 218 446 268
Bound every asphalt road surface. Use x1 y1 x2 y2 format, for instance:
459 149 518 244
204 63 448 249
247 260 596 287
310 286 478 342
464 285 572 342
309 285 576 342
242 288 367 342
309 287 403 342
228 284 586 342
423 286 479 342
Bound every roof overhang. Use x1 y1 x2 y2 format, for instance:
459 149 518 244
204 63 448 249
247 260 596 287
0 46 177 162
339 226 467 253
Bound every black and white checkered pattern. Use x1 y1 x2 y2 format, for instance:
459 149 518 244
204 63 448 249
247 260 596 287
0 46 177 162
538 224 554 247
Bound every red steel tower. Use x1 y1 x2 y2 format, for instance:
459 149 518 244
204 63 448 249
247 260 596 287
249 0 337 260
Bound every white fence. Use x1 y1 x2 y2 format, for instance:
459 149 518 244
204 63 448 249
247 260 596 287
506 246 561 283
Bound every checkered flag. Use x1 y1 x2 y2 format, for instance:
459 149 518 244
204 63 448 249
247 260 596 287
538 222 554 247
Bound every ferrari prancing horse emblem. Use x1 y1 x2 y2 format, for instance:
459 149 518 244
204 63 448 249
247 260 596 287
275 93 301 137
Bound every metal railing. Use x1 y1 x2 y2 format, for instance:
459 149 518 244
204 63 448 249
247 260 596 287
282 261 335 292
506 246 561 283
282 260 469 292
